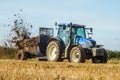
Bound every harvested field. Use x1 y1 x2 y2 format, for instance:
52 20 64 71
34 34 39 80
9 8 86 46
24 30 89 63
0 59 120 80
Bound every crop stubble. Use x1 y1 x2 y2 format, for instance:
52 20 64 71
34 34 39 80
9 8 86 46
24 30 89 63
0 59 120 80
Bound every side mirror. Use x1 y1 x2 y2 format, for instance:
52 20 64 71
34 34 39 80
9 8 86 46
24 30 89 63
90 28 93 32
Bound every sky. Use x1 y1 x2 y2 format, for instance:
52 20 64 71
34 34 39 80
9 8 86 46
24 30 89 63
0 0 120 50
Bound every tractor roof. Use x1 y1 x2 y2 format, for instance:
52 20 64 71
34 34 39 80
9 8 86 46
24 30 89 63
58 23 85 28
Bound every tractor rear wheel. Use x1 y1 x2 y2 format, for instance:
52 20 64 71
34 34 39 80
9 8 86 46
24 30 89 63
70 46 85 63
92 50 108 63
17 50 27 60
46 41 61 61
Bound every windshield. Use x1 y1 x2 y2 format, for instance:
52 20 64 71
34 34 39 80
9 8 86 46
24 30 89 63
72 27 86 38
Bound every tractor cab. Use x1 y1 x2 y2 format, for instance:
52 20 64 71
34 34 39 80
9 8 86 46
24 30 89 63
57 23 96 48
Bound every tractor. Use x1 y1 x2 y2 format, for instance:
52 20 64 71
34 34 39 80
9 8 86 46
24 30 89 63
16 22 108 63
46 23 108 63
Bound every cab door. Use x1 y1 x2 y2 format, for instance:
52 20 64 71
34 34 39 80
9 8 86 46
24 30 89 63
58 27 70 46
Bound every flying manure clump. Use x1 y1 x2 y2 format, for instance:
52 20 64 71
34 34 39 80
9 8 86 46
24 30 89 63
7 10 32 48
11 19 31 41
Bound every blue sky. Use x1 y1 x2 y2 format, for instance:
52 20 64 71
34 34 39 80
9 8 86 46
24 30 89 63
0 0 120 50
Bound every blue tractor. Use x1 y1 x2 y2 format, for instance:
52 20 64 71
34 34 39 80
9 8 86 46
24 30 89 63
16 22 108 63
46 23 108 63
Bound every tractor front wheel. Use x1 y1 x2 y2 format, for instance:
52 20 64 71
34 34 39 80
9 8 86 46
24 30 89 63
46 41 61 61
70 46 85 63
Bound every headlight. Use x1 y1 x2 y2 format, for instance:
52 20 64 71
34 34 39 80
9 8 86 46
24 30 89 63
86 40 92 47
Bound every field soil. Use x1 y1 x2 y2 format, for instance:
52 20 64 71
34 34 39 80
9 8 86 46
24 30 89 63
0 59 120 80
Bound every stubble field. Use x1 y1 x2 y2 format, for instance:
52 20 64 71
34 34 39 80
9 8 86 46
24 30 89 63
0 59 120 80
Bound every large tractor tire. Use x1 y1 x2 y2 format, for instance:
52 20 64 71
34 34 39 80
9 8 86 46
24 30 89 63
69 46 86 63
46 41 61 61
17 50 28 60
92 50 108 63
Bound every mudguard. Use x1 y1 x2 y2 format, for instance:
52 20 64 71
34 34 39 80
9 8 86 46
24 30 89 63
48 36 65 53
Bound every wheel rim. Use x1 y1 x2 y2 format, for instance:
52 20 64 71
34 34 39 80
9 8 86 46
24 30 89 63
49 45 57 60
72 50 81 62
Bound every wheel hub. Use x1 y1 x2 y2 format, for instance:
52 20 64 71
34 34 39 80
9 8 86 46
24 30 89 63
72 50 81 62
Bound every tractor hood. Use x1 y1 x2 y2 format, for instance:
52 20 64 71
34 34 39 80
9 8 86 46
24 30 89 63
76 37 96 48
